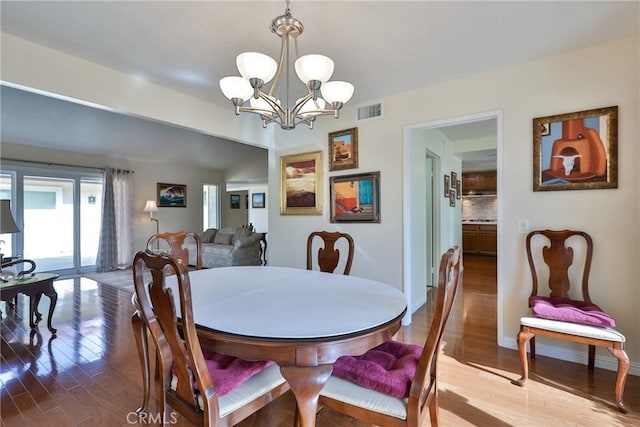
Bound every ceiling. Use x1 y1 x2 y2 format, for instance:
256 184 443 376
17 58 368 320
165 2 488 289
1 1 638 168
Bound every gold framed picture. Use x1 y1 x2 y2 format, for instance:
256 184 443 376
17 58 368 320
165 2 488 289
533 106 618 191
280 151 323 215
328 127 358 171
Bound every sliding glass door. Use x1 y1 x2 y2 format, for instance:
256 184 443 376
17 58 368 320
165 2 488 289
0 165 103 274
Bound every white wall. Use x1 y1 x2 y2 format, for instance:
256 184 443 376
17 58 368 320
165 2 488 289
268 36 640 373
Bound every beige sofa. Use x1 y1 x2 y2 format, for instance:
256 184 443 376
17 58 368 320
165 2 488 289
185 227 263 268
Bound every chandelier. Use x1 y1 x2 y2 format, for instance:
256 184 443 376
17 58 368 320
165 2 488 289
219 1 354 130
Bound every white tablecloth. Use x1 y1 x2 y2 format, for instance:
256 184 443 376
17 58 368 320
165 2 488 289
166 266 406 339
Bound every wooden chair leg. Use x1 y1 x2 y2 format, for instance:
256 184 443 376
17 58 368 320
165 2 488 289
429 387 440 426
131 311 151 413
608 344 630 413
587 344 595 371
513 328 535 386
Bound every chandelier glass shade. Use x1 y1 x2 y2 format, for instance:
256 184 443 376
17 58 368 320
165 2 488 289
219 3 354 130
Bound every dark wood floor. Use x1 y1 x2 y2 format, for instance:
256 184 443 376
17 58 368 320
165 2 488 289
1 256 638 426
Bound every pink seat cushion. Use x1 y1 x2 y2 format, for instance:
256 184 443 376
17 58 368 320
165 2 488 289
530 296 616 328
176 348 272 397
332 341 422 398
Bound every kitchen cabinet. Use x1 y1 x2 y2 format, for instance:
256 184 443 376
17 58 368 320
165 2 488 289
462 171 497 193
462 224 497 256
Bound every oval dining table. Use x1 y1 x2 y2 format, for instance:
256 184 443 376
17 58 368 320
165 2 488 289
132 265 407 427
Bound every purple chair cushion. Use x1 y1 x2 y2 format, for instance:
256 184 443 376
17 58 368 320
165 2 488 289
530 296 616 328
176 348 272 397
332 341 423 398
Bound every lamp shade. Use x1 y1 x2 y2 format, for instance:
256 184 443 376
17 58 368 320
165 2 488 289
236 52 278 83
143 200 158 213
0 200 20 234
297 97 326 116
295 54 334 84
321 81 355 104
219 76 253 102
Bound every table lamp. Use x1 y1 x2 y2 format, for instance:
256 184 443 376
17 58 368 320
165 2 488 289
143 200 159 235
0 199 20 264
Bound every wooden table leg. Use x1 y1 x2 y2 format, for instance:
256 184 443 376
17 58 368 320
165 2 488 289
43 285 58 334
280 364 333 427
132 310 151 413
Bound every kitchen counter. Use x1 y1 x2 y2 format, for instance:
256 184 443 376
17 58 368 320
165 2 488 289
462 220 497 225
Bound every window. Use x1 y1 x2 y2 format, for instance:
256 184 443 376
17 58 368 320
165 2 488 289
202 184 220 230
0 164 103 274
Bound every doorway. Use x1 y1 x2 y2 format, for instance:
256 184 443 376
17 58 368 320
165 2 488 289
403 110 502 338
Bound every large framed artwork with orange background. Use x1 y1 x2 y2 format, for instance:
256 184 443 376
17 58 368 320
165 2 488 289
280 151 323 215
329 171 380 223
533 106 617 191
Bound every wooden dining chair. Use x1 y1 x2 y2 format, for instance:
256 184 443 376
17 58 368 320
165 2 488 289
133 231 203 413
318 246 462 427
514 229 629 413
132 250 289 426
146 231 203 270
306 231 354 275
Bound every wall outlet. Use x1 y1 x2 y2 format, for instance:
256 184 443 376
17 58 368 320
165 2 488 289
518 219 530 234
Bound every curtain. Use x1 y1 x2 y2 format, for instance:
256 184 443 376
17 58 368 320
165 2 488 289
96 168 133 271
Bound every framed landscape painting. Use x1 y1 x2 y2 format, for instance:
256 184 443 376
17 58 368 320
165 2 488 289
329 171 380 223
157 183 186 207
280 151 323 215
533 105 618 191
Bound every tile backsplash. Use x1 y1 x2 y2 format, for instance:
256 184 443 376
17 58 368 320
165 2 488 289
462 196 497 220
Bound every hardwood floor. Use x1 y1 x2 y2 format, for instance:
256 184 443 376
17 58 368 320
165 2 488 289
1 255 638 426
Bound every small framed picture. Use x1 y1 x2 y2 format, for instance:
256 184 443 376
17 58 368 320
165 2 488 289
230 194 241 209
252 193 265 208
444 174 450 197
157 183 186 207
449 189 456 207
328 127 358 171
456 180 461 199
451 171 457 185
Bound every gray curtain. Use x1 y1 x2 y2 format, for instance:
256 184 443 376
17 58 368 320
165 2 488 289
96 168 133 271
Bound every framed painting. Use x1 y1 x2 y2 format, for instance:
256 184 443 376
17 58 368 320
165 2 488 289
449 188 456 207
444 174 450 197
533 106 618 191
329 171 380 223
157 183 186 207
230 194 241 209
328 127 358 171
280 151 323 215
252 192 265 208
456 180 461 199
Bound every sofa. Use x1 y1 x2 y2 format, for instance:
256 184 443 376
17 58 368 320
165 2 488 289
184 226 263 268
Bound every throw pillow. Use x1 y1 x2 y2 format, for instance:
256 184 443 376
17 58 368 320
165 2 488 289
213 232 233 245
530 296 616 328
332 340 423 398
201 228 218 243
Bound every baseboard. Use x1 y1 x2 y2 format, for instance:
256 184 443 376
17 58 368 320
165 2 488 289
501 336 640 376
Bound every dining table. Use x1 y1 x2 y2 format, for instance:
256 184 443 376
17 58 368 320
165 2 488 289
132 265 407 427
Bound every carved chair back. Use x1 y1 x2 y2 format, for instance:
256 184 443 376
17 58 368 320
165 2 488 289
147 231 203 271
133 250 218 425
306 231 354 275
408 246 461 426
525 229 593 302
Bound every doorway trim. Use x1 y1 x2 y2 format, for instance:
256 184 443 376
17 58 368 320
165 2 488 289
403 110 503 341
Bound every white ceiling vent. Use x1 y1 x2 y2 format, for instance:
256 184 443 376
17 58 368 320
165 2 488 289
356 102 383 121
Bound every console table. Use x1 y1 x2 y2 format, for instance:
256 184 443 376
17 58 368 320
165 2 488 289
0 273 59 334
